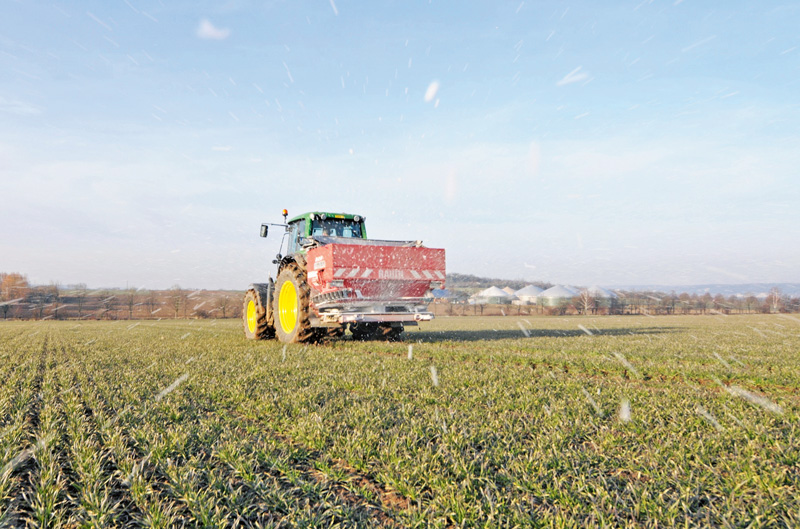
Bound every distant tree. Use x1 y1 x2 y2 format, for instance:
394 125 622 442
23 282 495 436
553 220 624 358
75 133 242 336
787 297 800 313
144 291 158 317
0 272 30 319
676 293 689 315
215 295 232 318
578 290 595 315
75 283 88 319
745 295 758 314
99 292 117 320
712 294 726 313
726 295 742 314
700 293 713 314
608 295 623 315
30 287 48 320
663 291 678 315
49 283 61 320
768 287 783 313
170 285 185 318
125 287 137 320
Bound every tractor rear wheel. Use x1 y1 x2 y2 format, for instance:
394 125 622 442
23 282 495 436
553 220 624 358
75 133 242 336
313 325 346 342
350 322 404 341
350 322 379 341
274 266 314 343
377 323 404 342
243 289 274 340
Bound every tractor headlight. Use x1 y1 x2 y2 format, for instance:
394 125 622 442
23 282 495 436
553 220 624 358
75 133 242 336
354 215 361 222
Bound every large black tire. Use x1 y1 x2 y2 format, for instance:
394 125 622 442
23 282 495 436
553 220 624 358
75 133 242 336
273 266 314 343
243 289 275 340
350 322 379 341
351 322 404 341
313 325 346 343
377 323 404 342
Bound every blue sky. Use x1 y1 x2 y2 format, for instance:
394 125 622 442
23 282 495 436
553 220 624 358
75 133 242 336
2 1 799 289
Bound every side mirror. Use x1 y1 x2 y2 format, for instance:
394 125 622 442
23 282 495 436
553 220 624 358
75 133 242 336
260 224 269 237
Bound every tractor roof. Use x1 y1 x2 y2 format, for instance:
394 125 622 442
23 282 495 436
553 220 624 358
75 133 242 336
287 212 363 224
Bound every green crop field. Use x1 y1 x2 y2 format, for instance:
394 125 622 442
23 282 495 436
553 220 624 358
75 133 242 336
1 315 798 528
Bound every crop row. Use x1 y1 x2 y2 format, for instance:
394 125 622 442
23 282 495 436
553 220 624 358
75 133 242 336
0 315 798 527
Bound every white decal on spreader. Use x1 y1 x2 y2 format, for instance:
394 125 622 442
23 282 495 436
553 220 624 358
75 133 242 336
334 268 346 278
434 271 445 279
314 256 326 270
347 268 360 278
378 269 404 279
361 268 373 278
422 270 434 279
410 270 421 279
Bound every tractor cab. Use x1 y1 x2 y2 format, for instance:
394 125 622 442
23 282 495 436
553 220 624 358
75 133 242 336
284 212 367 255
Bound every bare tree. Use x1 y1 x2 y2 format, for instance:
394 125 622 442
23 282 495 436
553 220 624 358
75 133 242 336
75 283 88 319
143 290 158 317
700 293 713 314
50 282 61 320
712 294 726 313
768 287 783 313
125 287 137 320
30 286 48 320
578 290 595 315
99 291 117 320
665 291 678 315
745 295 758 314
215 295 231 318
171 285 185 319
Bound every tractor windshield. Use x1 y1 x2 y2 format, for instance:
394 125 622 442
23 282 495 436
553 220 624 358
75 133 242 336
311 219 363 238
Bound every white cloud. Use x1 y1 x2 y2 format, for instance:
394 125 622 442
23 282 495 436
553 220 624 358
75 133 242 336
196 19 230 40
0 96 43 115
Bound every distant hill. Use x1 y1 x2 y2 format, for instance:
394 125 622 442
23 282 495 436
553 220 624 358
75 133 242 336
446 274 800 298
610 283 800 298
446 273 552 292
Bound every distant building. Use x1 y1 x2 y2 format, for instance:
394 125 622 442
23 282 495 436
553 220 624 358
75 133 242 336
537 285 579 307
470 286 516 305
514 285 543 305
586 285 618 299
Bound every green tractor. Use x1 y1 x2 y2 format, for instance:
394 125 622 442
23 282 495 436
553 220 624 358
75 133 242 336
244 210 446 343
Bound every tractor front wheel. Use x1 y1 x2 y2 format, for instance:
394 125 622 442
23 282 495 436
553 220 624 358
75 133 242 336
273 266 314 343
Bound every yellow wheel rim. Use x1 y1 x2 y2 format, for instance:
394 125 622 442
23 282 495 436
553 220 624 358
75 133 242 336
246 299 257 334
278 281 298 334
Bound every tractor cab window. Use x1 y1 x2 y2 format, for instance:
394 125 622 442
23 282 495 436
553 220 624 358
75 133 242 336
311 218 362 238
286 219 306 254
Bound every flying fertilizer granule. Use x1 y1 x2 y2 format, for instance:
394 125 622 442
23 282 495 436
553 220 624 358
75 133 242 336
619 399 631 422
424 81 440 102
430 365 439 387
155 373 189 402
